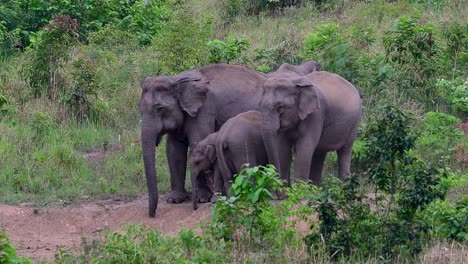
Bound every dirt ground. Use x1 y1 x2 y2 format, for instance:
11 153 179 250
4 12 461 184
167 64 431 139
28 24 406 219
0 194 212 262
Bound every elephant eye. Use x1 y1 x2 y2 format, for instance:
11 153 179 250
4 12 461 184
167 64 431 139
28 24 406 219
277 105 286 114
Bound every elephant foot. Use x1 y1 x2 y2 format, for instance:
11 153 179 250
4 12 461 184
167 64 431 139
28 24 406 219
275 190 288 200
197 187 213 203
166 190 189 204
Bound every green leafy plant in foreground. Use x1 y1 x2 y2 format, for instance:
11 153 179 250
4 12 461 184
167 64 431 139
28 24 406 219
0 229 31 264
209 165 284 243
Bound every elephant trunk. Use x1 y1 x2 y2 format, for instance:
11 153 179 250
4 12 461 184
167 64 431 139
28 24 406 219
191 168 199 210
261 112 281 176
141 118 163 218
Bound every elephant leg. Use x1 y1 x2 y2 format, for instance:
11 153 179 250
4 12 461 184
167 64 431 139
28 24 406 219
277 137 292 187
166 134 189 203
309 151 327 185
337 144 353 180
295 137 318 183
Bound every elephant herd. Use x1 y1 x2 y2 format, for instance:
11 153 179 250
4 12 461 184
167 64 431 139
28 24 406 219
139 61 362 217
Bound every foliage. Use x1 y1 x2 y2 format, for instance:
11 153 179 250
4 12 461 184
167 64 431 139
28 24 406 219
207 37 250 64
221 0 303 21
383 15 440 105
420 194 468 242
301 23 342 59
55 224 219 263
252 38 302 72
62 55 98 122
306 105 449 261
27 15 79 99
436 78 468 115
441 21 468 77
0 229 31 264
153 8 212 74
209 165 284 244
0 0 179 52
415 111 464 164
0 93 16 118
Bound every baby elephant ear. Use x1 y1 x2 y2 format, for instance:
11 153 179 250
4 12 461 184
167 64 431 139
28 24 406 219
294 77 319 120
205 145 216 163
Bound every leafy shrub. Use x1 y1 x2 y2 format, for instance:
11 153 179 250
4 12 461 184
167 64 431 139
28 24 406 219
0 229 31 264
209 165 284 244
436 78 468 115
0 0 179 50
301 23 342 59
441 22 468 77
350 25 376 50
27 15 79 99
62 55 98 122
153 8 212 74
420 196 468 242
253 38 302 72
306 105 448 261
415 111 464 164
0 93 16 118
207 37 250 64
319 42 364 83
30 111 56 144
383 15 439 105
56 224 227 263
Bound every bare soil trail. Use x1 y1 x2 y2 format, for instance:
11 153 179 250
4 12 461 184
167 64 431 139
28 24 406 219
0 194 212 262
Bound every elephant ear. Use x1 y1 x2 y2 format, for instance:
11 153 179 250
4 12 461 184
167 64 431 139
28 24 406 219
294 77 320 120
173 72 210 117
205 144 216 163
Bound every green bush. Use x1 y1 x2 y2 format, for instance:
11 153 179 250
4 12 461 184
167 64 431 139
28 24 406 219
420 195 468 242
383 15 440 105
301 23 342 59
62 55 99 122
209 165 284 243
0 229 31 264
441 22 468 77
207 37 250 64
27 15 79 99
436 78 468 115
415 111 464 164
306 105 449 261
153 8 212 74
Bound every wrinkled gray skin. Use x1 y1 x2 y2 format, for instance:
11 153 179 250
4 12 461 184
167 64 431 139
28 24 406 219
188 132 219 210
189 111 271 210
269 60 321 77
260 71 362 185
139 64 266 217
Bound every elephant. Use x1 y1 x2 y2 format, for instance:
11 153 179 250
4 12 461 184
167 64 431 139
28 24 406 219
259 70 362 185
139 64 266 217
188 110 270 210
269 60 321 77
188 132 219 210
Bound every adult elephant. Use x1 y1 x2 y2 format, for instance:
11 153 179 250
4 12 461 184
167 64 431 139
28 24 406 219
269 60 321 77
139 64 266 217
260 71 362 185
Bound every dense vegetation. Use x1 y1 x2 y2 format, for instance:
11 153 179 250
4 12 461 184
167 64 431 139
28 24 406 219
0 0 466 262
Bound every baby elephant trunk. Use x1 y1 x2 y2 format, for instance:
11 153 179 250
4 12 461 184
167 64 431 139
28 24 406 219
191 169 199 210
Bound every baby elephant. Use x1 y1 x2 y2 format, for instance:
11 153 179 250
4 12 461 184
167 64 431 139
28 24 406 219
188 110 269 209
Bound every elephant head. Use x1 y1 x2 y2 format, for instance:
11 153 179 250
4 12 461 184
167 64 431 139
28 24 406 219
139 70 210 217
259 76 320 175
188 140 216 210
